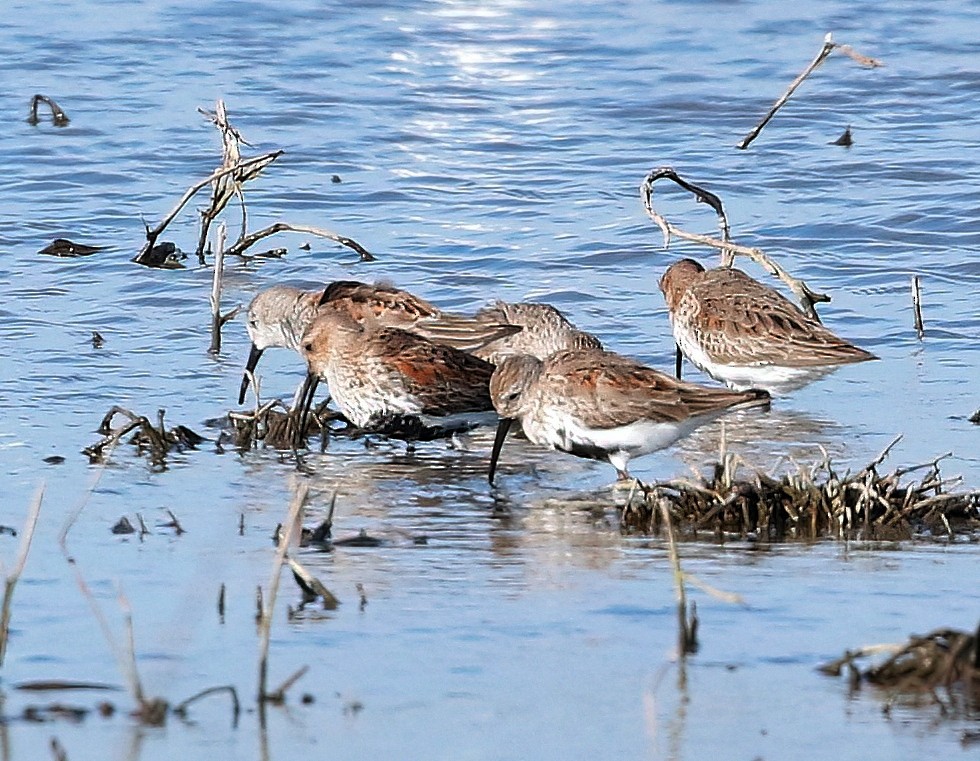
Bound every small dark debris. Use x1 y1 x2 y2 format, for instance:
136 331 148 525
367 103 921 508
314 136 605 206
22 703 89 723
969 409 980 425
28 94 69 126
299 242 311 250
159 509 186 535
331 175 342 183
343 700 364 716
301 693 315 705
84 407 205 467
833 126 853 147
111 516 136 535
92 331 105 349
132 241 186 269
412 535 428 545
44 455 65 465
97 701 116 718
39 238 104 257
0 525 17 536
254 248 287 259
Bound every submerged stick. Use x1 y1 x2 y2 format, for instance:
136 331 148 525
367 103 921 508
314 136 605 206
0 485 44 667
223 221 375 262
641 167 831 320
911 275 924 339
737 33 882 150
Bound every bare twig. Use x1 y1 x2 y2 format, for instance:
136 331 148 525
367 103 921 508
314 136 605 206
737 33 882 150
911 276 924 339
641 167 831 319
223 221 375 262
263 665 310 705
0 484 44 667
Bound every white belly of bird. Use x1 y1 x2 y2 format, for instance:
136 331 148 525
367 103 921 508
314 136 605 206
673 322 834 394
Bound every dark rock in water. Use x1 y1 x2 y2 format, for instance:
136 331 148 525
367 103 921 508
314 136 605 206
833 126 853 147
133 241 186 269
111 516 136 535
39 238 104 257
43 455 65 465
970 408 980 424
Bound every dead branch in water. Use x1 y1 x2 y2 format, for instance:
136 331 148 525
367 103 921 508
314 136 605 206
27 94 69 126
0 485 44 668
737 33 882 150
642 166 831 319
134 99 373 267
224 222 375 262
656 495 698 656
133 150 283 267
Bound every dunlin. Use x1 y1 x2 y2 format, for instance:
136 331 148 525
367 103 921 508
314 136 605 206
471 301 603 365
487 348 770 483
296 308 498 443
659 258 876 394
238 281 519 404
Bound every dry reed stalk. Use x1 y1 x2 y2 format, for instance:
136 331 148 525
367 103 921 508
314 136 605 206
657 497 698 656
0 484 44 668
257 483 309 704
208 224 241 355
911 276 924 338
737 33 882 150
642 167 830 320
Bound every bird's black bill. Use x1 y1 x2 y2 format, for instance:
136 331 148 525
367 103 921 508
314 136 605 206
238 344 265 405
293 373 321 449
674 343 683 380
488 417 514 485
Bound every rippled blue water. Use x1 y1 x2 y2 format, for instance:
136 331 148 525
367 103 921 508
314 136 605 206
0 0 978 759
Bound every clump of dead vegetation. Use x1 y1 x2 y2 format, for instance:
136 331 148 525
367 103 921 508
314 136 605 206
82 407 205 468
819 624 980 719
623 436 980 540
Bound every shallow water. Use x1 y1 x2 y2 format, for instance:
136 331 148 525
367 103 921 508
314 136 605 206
0 0 978 758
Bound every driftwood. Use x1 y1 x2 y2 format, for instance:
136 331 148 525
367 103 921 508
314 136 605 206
641 166 830 320
737 33 882 150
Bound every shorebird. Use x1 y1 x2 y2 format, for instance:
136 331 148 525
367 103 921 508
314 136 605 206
659 258 877 394
487 348 770 483
471 301 603 365
296 308 498 444
238 281 519 404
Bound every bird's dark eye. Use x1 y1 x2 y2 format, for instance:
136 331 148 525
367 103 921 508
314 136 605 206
303 342 314 353
506 391 520 402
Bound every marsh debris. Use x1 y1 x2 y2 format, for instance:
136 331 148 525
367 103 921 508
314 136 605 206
91 331 105 349
111 517 136 535
622 437 980 540
38 238 104 257
83 407 205 467
820 625 980 717
28 94 69 127
228 398 346 451
970 409 980 425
